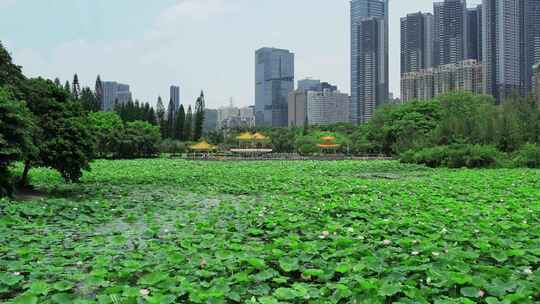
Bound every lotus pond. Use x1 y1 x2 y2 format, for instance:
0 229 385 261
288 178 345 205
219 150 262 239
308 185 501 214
1 159 540 304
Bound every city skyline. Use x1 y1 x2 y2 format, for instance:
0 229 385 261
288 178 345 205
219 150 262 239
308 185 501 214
1 0 482 108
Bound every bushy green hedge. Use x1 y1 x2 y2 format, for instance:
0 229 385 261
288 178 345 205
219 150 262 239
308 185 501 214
112 121 161 159
513 144 540 168
159 139 187 155
401 144 503 168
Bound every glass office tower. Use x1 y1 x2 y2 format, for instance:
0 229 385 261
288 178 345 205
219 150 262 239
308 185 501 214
255 47 294 127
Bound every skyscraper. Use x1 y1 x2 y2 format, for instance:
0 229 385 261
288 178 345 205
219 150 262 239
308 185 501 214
170 85 180 114
255 47 294 127
351 0 388 124
401 12 434 74
467 5 482 61
434 0 468 67
524 0 540 94
483 0 526 101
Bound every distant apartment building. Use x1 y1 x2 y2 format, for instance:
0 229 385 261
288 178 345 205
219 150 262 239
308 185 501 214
401 60 483 102
433 0 467 67
307 90 350 126
255 47 294 127
482 0 540 101
170 85 180 114
217 102 255 129
288 80 341 127
101 81 132 111
297 79 322 92
351 0 389 124
467 5 482 61
534 63 540 103
288 89 308 127
400 12 434 74
296 78 338 93
203 109 218 131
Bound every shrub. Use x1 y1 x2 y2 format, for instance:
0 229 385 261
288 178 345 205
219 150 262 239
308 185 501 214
401 144 503 168
112 121 161 159
295 136 318 155
89 111 124 158
514 144 540 168
159 139 187 155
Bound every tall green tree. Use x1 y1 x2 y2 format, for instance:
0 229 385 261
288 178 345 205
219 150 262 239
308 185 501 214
156 96 166 138
80 87 100 112
0 41 27 99
175 105 186 140
166 98 175 139
193 91 205 141
64 81 71 96
303 116 309 135
0 88 36 197
95 75 103 110
20 78 96 185
185 105 193 141
72 74 81 100
89 111 124 158
54 78 62 88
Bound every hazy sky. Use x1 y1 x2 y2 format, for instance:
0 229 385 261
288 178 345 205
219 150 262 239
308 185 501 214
0 0 481 108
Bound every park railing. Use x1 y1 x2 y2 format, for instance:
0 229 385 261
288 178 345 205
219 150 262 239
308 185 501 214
172 152 393 161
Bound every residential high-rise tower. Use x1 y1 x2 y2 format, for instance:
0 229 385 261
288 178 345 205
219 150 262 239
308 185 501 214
483 0 526 100
351 0 388 124
170 85 180 114
434 0 468 67
401 12 434 74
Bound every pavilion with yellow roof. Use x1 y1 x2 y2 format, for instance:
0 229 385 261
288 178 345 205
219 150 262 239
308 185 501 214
317 136 340 154
189 141 217 152
231 132 272 155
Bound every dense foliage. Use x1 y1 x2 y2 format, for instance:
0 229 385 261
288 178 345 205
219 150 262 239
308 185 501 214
114 100 157 125
111 121 161 159
1 160 540 303
513 144 540 168
401 144 503 168
0 42 27 99
0 42 97 196
0 89 35 196
21 78 96 183
89 112 124 158
353 92 540 167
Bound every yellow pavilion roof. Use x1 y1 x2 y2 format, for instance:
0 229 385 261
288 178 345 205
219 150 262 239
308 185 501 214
189 141 217 151
252 132 268 140
236 132 254 141
320 136 336 141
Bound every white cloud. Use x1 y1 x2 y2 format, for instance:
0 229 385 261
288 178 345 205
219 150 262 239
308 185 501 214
11 0 234 108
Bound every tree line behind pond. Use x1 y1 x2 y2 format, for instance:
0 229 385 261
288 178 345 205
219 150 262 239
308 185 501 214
2 42 540 198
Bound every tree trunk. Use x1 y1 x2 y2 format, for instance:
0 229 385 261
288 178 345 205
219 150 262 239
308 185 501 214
20 161 31 187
